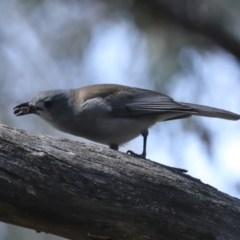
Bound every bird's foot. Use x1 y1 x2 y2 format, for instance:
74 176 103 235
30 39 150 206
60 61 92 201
127 151 187 173
126 150 146 159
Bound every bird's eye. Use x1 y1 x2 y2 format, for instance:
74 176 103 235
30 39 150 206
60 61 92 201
44 100 52 108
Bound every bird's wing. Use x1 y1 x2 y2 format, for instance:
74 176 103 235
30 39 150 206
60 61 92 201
103 87 240 120
104 88 197 117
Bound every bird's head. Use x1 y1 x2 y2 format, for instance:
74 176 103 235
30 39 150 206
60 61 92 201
13 90 73 124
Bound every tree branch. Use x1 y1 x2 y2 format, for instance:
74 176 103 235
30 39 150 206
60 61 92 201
133 0 240 60
0 124 240 240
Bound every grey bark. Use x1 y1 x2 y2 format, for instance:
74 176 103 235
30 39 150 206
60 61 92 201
0 124 240 240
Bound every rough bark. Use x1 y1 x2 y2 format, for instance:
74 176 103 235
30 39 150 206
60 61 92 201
0 124 240 240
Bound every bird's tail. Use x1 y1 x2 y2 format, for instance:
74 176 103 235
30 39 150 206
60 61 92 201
180 102 240 121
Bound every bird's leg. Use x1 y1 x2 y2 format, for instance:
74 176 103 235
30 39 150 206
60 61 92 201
127 129 148 159
109 144 119 151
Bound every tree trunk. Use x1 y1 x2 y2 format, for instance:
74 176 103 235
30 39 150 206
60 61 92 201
0 124 239 240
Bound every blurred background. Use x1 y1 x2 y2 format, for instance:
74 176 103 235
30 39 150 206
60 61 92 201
1 0 240 239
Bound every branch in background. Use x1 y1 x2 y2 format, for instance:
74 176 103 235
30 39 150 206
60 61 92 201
133 0 240 60
0 124 240 240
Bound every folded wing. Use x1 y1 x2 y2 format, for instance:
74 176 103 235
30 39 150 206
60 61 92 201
105 88 240 121
106 88 196 117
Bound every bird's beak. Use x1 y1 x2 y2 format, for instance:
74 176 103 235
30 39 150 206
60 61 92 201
13 102 39 116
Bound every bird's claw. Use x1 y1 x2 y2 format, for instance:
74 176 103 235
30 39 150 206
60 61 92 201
126 150 146 159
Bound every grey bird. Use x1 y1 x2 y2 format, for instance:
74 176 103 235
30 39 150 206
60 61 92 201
13 84 240 159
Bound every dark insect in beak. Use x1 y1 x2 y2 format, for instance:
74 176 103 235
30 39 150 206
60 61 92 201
13 102 41 116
